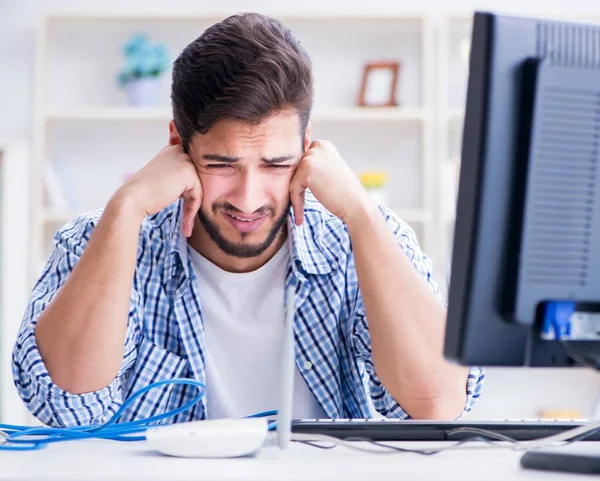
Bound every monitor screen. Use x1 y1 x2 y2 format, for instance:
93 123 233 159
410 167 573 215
444 11 600 367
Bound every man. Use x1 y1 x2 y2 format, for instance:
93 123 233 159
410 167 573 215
13 13 483 427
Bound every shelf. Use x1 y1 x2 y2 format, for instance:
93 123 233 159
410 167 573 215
45 107 171 122
45 107 426 123
42 208 92 224
313 107 425 122
445 13 474 22
446 110 464 123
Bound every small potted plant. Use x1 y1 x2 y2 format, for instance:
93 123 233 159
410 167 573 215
118 33 169 107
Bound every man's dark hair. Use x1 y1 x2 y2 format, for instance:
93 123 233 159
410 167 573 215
171 12 313 151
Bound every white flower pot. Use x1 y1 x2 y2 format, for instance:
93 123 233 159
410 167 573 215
365 187 388 207
125 76 162 107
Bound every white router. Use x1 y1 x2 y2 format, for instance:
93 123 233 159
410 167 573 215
145 286 296 458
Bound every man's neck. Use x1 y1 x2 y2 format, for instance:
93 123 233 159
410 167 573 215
186 218 288 273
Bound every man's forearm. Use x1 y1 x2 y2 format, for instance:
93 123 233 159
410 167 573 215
345 202 469 419
35 191 143 394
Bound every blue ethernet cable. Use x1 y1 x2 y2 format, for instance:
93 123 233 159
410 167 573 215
247 410 277 418
247 410 278 432
0 378 278 451
0 378 205 450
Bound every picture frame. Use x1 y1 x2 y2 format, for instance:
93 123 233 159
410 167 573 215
357 61 401 107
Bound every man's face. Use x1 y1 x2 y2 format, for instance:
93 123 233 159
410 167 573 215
187 108 307 259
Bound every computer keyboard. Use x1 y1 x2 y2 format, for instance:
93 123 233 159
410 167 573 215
291 418 599 441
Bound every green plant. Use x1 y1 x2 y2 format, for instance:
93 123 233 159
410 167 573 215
118 33 169 87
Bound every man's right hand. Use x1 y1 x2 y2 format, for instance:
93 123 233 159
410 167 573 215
33 143 202 395
116 144 203 237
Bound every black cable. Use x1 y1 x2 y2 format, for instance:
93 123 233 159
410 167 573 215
341 436 440 455
446 427 519 443
559 425 600 444
294 440 337 450
558 340 600 370
356 436 503 455
294 435 504 456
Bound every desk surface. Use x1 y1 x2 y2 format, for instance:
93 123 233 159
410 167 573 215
2 440 599 481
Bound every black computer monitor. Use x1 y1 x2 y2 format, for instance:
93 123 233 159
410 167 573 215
444 11 600 368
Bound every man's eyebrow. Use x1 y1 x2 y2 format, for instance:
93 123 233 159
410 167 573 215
262 155 297 164
201 154 297 163
202 154 240 163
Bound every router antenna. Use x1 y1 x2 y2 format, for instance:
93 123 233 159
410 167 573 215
277 285 295 450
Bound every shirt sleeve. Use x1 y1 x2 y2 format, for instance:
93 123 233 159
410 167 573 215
352 205 485 419
12 213 141 427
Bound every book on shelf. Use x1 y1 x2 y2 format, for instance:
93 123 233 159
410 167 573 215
43 159 77 210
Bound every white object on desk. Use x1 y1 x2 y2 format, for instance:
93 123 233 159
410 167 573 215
145 418 268 458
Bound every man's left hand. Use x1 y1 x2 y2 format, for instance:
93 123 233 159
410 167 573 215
290 139 372 226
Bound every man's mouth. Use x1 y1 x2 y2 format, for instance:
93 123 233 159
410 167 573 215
223 211 268 233
227 213 264 222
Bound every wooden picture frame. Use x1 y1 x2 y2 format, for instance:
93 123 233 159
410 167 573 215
357 61 401 107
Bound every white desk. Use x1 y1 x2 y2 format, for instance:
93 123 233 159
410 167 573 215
1 440 599 481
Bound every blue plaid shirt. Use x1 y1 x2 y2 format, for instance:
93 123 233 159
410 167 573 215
13 193 484 427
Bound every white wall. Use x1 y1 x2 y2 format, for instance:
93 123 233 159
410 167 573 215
2 0 600 421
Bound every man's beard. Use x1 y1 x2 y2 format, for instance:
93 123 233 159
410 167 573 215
197 202 290 258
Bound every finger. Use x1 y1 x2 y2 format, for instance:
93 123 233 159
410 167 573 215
182 179 202 237
290 170 308 227
290 185 305 226
308 139 321 150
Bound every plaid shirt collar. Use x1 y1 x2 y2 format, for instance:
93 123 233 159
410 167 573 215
163 194 339 285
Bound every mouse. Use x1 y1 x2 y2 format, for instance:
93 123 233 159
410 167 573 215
144 417 269 458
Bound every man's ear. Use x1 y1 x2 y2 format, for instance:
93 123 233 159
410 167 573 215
303 122 312 152
169 120 182 146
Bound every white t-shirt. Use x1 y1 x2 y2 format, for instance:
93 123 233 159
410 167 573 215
188 242 327 420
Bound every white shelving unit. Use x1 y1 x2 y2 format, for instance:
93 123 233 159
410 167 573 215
32 10 436 285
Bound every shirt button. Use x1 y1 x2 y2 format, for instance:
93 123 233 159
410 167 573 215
303 361 313 370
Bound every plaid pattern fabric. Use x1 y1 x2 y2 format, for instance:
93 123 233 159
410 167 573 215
13 193 484 427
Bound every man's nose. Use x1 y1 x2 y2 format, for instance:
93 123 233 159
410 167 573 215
231 169 267 214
